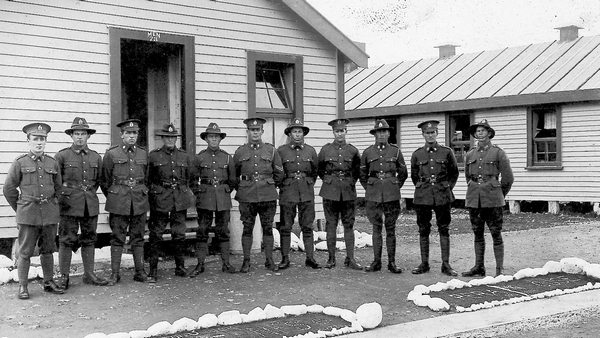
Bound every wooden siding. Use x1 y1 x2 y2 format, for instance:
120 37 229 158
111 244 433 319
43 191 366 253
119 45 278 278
0 0 348 237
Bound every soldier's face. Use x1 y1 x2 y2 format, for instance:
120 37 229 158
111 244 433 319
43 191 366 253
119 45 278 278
28 135 46 155
121 130 138 146
290 128 304 143
375 130 390 144
423 130 437 144
162 136 177 149
247 127 263 143
71 130 90 147
332 128 346 143
206 134 222 149
475 126 490 141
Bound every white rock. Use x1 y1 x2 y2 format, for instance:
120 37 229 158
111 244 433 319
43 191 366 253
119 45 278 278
28 267 39 280
0 255 13 269
340 309 357 323
0 268 12 284
412 284 429 294
273 228 281 249
172 317 198 331
427 297 450 312
561 257 590 270
246 307 267 322
362 234 373 247
84 334 108 338
298 235 305 252
351 320 364 332
468 279 484 286
562 263 584 275
240 314 250 323
543 260 562 273
354 230 362 239
106 333 129 338
446 279 467 289
315 241 328 251
514 268 535 279
406 291 422 301
413 295 432 307
281 304 308 316
197 314 218 328
218 310 242 325
355 236 368 248
480 276 496 284
306 304 325 313
11 268 19 282
121 253 135 269
289 233 300 251
335 241 346 251
264 304 285 319
355 302 382 329
323 306 344 317
428 282 448 292
315 231 327 241
585 264 600 280
128 330 150 338
147 321 174 336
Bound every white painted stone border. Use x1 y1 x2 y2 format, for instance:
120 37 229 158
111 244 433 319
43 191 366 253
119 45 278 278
407 257 600 312
83 302 385 338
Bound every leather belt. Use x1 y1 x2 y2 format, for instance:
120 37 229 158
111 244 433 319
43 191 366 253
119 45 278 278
200 178 227 186
326 171 351 177
470 175 497 183
21 195 51 204
419 177 437 184
114 178 144 187
161 181 186 189
370 172 396 179
63 182 94 191
287 172 307 179
240 174 271 181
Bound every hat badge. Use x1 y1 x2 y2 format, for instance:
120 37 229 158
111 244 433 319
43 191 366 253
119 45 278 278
427 123 432 127
294 118 300 124
252 120 257 125
37 124 43 131
337 120 341 124
168 126 174 132
480 119 487 124
212 124 217 130
378 122 382 127
78 119 84 125
129 122 134 127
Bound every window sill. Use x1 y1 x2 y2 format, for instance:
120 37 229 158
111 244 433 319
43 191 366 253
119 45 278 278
524 165 563 171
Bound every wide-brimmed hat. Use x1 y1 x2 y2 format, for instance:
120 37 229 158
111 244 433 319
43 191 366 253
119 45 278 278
23 123 51 136
469 119 495 139
200 122 227 140
155 123 181 137
369 119 393 135
116 119 141 131
328 118 350 130
284 118 310 136
417 120 439 132
243 117 267 128
65 117 96 135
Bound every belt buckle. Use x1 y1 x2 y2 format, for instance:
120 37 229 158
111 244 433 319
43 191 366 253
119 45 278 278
39 198 49 204
252 174 261 181
376 172 385 180
127 179 137 187
211 179 219 186
430 177 436 184
293 172 302 179
476 177 484 183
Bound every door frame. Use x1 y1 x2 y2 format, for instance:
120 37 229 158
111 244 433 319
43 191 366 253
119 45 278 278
109 27 196 153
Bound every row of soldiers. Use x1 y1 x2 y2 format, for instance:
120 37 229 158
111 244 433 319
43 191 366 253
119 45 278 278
3 115 513 300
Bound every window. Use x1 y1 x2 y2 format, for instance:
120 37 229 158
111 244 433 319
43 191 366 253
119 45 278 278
247 51 303 147
446 113 473 168
527 106 562 169
247 51 303 119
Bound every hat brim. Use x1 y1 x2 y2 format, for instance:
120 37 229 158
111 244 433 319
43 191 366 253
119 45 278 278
284 126 309 136
65 128 96 135
200 132 226 140
469 125 495 139
369 127 394 135
156 132 181 137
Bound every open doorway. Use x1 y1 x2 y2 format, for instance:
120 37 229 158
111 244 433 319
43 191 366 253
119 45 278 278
109 28 195 153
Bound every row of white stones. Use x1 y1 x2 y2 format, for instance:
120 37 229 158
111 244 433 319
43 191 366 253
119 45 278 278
84 302 383 338
407 257 600 312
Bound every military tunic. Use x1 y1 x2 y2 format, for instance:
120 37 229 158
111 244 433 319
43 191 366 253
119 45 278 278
194 147 236 242
55 145 102 247
317 142 360 201
360 143 408 203
277 142 318 237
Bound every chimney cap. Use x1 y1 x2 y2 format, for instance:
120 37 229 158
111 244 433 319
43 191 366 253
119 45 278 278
554 25 583 43
434 44 460 59
554 24 583 30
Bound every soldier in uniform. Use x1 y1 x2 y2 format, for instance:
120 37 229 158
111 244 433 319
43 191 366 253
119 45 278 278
462 119 514 277
55 117 108 289
188 123 238 276
4 123 64 299
276 118 320 270
410 120 459 276
101 119 150 285
317 118 362 270
233 117 284 273
360 119 408 273
147 123 194 282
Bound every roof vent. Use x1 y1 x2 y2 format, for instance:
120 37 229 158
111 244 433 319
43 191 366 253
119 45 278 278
555 25 582 43
435 44 459 59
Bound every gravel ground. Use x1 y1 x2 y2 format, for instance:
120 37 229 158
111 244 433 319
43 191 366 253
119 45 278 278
439 306 600 338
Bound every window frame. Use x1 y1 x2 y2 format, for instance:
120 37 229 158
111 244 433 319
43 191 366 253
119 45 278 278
247 51 303 120
445 112 474 170
526 105 563 170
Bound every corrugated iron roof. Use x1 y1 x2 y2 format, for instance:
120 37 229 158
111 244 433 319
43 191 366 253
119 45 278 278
345 35 600 118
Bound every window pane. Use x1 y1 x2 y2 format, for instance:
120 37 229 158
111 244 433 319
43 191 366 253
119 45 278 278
256 65 291 110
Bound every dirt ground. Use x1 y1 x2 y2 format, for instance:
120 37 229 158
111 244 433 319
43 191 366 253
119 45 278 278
1 209 600 338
